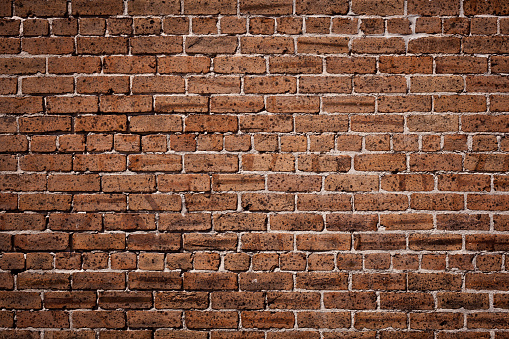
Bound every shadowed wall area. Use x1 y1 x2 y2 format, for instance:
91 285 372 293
0 0 509 337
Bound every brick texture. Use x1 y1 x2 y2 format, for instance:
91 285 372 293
0 0 508 337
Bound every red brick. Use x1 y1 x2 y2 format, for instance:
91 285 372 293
17 311 69 328
297 194 351 211
73 233 125 251
409 154 462 172
352 0 403 15
185 36 235 55
242 311 294 329
183 233 236 250
241 233 293 251
297 37 348 54
210 95 264 113
72 311 125 329
353 38 405 54
0 57 44 75
76 37 127 54
378 95 432 112
186 311 237 329
327 56 376 74
18 272 70 289
464 36 509 54
324 292 376 310
241 36 294 54
128 0 179 14
269 213 322 231
0 37 19 53
296 272 348 290
296 234 350 251
184 272 237 290
296 0 348 14
128 194 180 211
158 56 210 73
127 310 181 328
0 292 41 309
185 115 237 133
468 312 509 329
214 56 264 74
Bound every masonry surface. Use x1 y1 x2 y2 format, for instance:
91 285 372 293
0 0 509 337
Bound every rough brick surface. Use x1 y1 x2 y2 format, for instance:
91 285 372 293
0 0 508 336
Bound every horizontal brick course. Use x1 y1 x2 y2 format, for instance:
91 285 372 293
0 0 507 336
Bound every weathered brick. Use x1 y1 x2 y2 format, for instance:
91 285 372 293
128 154 182 172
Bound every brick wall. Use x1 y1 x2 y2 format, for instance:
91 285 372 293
1 0 509 337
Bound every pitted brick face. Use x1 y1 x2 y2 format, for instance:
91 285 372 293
1 0 509 336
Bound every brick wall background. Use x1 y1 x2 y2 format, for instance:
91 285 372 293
0 0 509 337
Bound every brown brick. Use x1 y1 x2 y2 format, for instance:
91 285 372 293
327 56 376 74
186 36 235 54
0 292 41 309
411 193 464 211
128 272 181 290
183 233 237 250
355 75 406 93
409 154 462 172
0 57 44 75
17 311 69 328
211 96 264 113
242 311 294 329
296 272 348 290
378 95 432 112
72 311 125 329
185 115 237 133
154 291 207 310
128 194 180 211
436 56 488 74
186 311 238 329
437 292 489 310
408 0 459 15
296 234 350 251
241 233 293 251
211 291 264 310
411 312 463 330
214 56 265 74
184 272 237 290
411 76 464 92
73 233 125 251
241 36 294 54
380 292 434 311
240 0 292 14
128 154 182 172
352 0 403 15
18 272 70 289
354 234 405 251
44 291 96 309
48 174 99 192
98 291 152 310
158 56 210 73
245 76 296 94
379 213 433 231
409 273 462 291
353 37 405 54
128 0 180 15
266 95 319 113
324 292 376 310
296 0 348 14
221 17 248 34
297 37 348 54
325 174 377 192
127 310 181 328
74 194 127 212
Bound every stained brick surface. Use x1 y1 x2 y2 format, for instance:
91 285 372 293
0 0 508 336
